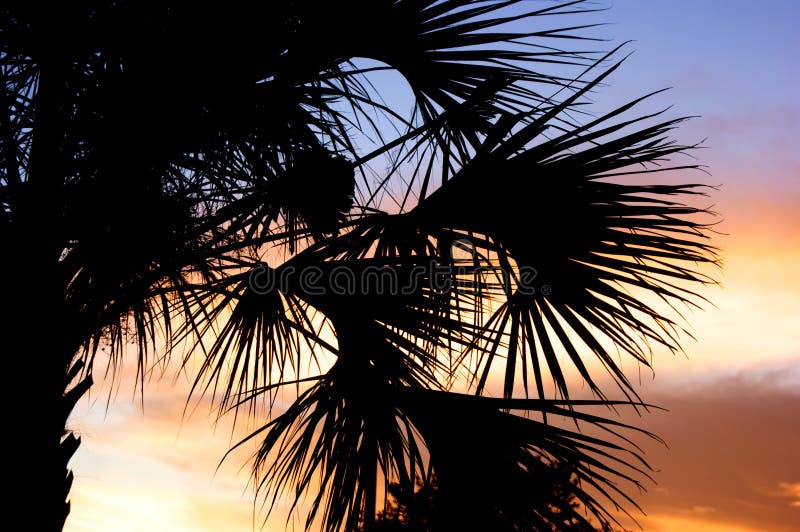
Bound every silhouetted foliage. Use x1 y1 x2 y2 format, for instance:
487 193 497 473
369 478 438 532
360 460 602 531
1 1 717 530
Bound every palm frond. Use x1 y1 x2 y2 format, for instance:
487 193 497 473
236 369 658 531
237 358 432 532
399 389 661 530
412 58 719 400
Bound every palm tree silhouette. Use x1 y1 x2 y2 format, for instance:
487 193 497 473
1 1 717 530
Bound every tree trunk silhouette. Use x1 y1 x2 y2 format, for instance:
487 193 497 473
6 53 91 530
7 281 90 531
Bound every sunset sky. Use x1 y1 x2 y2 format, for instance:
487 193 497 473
65 1 799 531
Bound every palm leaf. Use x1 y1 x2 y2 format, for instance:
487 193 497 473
412 57 718 400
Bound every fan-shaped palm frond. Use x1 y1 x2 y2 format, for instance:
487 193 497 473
410 55 719 402
398 389 660 530
240 363 430 532
235 368 658 531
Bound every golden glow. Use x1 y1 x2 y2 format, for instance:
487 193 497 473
64 190 800 531
641 513 761 532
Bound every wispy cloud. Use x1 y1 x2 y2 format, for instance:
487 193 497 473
773 482 800 509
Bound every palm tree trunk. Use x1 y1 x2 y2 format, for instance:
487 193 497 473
5 298 89 531
3 237 91 529
4 52 90 530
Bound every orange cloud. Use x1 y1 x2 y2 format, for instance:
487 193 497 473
775 482 800 509
612 362 800 532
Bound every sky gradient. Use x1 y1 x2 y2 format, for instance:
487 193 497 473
65 1 800 530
